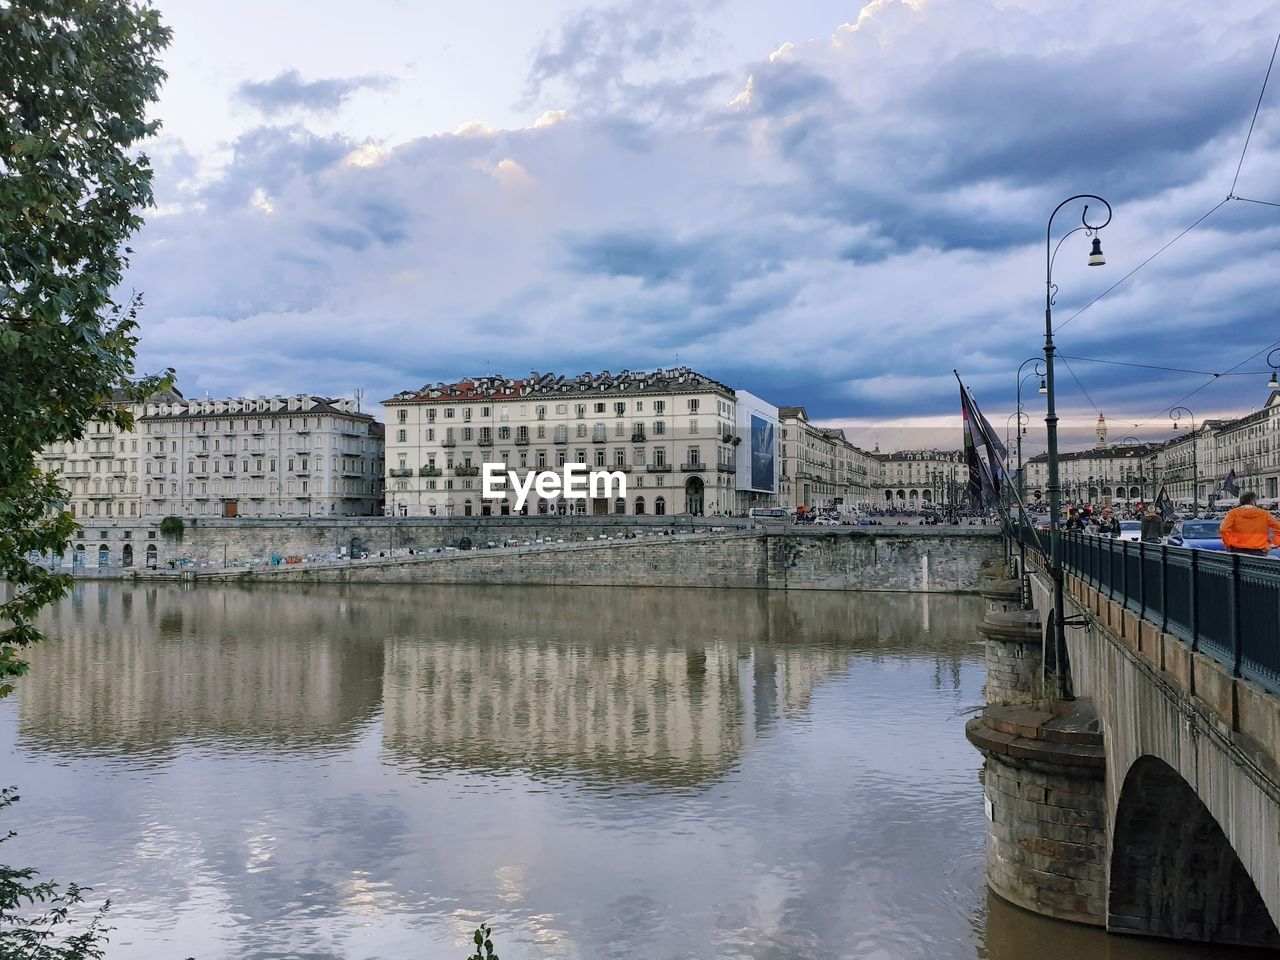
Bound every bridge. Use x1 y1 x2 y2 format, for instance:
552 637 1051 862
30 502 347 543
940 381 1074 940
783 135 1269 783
968 530 1280 947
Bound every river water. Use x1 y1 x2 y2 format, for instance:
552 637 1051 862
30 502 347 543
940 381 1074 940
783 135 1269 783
0 583 1263 959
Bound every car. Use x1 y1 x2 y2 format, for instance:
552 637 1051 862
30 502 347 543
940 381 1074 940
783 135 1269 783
1164 519 1225 552
1116 520 1142 542
813 516 839 526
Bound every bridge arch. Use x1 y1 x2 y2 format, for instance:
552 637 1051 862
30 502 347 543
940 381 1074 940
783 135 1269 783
1109 755 1280 948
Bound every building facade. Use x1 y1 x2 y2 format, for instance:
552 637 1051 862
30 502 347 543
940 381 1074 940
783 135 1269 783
37 389 384 524
777 408 876 511
873 449 964 512
138 394 384 518
382 368 740 517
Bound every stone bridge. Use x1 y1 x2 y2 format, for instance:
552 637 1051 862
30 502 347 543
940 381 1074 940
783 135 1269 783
968 548 1280 948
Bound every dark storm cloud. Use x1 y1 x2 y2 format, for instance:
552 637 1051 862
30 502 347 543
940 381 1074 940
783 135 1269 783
236 68 392 116
129 0 1280 438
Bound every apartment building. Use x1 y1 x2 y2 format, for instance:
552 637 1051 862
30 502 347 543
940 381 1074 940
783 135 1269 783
872 448 965 511
382 368 739 517
138 394 384 518
777 408 877 511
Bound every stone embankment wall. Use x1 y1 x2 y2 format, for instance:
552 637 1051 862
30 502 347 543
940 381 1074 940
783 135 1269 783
250 529 1001 593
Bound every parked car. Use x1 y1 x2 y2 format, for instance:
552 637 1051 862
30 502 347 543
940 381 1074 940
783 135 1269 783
1164 519 1225 552
1116 520 1143 542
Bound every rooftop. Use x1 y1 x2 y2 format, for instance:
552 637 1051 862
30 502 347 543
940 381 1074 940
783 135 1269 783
385 367 735 404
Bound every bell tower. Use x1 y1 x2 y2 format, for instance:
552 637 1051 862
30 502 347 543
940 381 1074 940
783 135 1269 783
1095 412 1107 449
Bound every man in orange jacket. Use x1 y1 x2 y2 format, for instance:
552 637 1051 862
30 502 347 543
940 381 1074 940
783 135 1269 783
1219 491 1280 556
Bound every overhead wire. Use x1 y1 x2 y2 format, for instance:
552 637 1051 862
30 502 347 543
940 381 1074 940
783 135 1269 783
1045 27 1280 426
1230 28 1280 196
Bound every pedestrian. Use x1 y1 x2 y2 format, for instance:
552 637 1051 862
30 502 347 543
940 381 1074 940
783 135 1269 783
1219 491 1280 556
1140 506 1163 543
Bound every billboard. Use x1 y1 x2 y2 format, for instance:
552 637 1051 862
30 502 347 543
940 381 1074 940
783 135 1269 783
735 391 778 494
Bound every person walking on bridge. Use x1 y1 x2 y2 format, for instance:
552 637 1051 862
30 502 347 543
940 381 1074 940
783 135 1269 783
1220 492 1280 556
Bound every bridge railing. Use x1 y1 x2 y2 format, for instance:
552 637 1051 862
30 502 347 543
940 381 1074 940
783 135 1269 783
1010 523 1280 696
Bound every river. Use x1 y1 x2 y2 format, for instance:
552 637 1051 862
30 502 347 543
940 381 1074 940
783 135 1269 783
0 583 1263 959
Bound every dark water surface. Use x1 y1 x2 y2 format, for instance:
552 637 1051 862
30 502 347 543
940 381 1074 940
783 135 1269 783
0 583 1261 959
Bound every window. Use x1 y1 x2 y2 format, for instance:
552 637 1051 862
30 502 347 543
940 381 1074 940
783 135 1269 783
481 406 490 417
556 403 567 414
653 421 666 435
463 407 472 421
575 404 586 419
689 419 698 433
427 409 436 421
397 410 407 423
687 447 701 466
634 447 646 466
444 408 454 418
557 450 567 467
396 429 406 443
615 449 627 467
462 427 472 441
654 400 665 414
594 402 606 414
614 402 626 417
536 451 547 467
536 405 547 420
654 447 666 467
595 449 606 467
688 398 699 412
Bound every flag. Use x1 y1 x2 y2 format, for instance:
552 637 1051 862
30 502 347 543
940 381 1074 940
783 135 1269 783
956 373 1007 509
962 400 984 511
1154 485 1175 521
1224 469 1239 496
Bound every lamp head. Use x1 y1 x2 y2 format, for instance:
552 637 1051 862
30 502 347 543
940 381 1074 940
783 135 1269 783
1088 236 1105 267
1038 377 1047 395
1270 368 1279 390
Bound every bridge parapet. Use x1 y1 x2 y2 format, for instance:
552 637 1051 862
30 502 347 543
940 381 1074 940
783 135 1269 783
1014 543 1280 948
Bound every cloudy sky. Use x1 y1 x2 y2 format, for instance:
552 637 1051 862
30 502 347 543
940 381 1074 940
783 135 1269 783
126 0 1280 451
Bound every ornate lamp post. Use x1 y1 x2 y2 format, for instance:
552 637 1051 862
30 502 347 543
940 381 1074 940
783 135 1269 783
1044 194 1111 697
1015 358 1046 504
1171 406 1198 516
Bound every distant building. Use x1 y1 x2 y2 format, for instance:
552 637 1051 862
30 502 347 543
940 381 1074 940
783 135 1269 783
382 368 741 517
871 448 964 511
777 407 877 511
138 394 384 518
37 387 384 521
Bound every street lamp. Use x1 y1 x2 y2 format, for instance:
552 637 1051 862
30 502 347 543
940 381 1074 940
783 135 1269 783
1268 348 1279 390
1170 406 1198 516
1015 358 1045 504
1044 193 1111 699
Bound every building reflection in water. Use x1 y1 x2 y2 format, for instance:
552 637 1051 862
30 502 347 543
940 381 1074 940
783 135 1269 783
20 583 978 787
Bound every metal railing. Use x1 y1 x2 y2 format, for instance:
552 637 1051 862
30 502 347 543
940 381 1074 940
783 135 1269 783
1010 523 1280 695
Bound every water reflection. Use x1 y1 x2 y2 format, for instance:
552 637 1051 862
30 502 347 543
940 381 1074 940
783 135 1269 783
7 583 1244 959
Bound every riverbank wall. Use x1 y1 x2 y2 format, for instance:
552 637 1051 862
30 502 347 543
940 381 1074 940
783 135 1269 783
245 529 1001 593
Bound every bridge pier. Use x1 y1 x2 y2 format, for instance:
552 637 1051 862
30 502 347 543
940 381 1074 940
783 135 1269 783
968 561 1110 924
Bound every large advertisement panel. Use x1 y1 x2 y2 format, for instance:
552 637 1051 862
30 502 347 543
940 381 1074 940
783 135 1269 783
735 391 778 494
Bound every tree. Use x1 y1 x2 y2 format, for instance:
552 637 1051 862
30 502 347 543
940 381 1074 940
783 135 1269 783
0 0 172 696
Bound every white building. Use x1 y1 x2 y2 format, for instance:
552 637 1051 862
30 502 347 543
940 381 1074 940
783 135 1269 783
382 368 740 517
872 448 964 512
138 394 384 518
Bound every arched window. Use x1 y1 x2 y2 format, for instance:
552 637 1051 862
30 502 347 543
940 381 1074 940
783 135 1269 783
463 499 473 517
654 496 666 516
615 497 626 515
635 496 646 515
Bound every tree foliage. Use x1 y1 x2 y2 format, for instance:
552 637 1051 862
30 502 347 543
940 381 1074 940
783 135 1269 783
0 0 172 695
0 788 111 959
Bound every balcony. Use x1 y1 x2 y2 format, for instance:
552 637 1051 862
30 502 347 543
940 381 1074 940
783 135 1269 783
554 436 569 445
717 463 737 473
610 463 633 472
151 451 167 458
477 437 493 447
389 468 413 478
89 450 114 459
646 464 672 473
419 466 442 477
194 450 210 457
441 439 457 448
454 465 480 477
592 436 607 444
515 437 530 446
631 432 647 443
680 463 706 472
